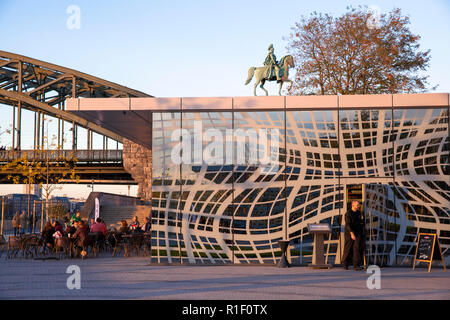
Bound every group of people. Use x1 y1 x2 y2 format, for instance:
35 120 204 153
12 210 39 235
117 216 152 235
12 198 363 267
10 206 153 258
41 210 108 252
39 211 152 256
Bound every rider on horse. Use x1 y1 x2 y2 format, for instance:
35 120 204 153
264 44 281 82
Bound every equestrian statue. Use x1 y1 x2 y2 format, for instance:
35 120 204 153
245 44 295 96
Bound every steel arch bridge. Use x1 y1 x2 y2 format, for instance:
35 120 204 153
0 50 152 184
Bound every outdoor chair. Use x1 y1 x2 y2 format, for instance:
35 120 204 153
22 234 40 258
90 232 106 253
142 233 152 257
6 236 23 259
111 233 129 257
104 231 115 253
129 233 144 257
39 235 54 256
80 233 98 259
0 235 6 258
54 236 71 259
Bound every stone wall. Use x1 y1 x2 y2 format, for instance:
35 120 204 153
122 138 152 201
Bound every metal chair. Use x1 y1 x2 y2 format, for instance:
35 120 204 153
75 233 98 260
54 236 71 259
0 235 7 258
6 236 22 259
128 233 144 256
111 233 129 257
22 234 40 258
142 233 152 257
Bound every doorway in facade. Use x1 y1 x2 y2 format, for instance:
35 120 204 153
346 184 364 211
340 184 366 267
345 183 394 267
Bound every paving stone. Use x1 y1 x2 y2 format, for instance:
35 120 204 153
0 255 448 300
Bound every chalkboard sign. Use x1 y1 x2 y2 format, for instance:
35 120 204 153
413 233 447 272
415 234 435 261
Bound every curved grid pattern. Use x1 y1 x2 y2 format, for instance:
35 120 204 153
149 107 449 265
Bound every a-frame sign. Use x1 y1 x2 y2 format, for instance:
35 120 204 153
413 233 447 272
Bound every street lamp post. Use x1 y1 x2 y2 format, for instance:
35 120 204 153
87 179 94 193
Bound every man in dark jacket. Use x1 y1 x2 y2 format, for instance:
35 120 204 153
342 200 365 270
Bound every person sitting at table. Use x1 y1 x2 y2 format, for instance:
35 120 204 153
88 218 96 231
53 221 64 233
118 220 129 234
41 221 55 249
70 210 82 226
129 216 140 232
143 217 152 233
72 220 89 255
66 221 77 237
90 218 107 236
63 216 70 229
52 221 64 239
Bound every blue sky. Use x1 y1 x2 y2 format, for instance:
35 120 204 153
1 0 449 198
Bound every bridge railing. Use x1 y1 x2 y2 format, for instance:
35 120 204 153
0 149 123 162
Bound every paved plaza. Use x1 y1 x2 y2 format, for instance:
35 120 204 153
0 255 449 300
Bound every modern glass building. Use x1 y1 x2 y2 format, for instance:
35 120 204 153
68 94 450 266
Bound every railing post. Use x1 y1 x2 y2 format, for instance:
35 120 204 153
1 196 5 236
33 201 36 234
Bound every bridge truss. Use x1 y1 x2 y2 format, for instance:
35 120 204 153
0 50 152 184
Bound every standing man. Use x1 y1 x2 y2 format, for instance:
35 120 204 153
19 210 27 235
12 211 20 236
342 200 364 270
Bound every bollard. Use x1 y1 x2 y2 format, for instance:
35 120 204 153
278 240 290 268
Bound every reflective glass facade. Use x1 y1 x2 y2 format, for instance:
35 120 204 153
147 100 450 265
64 94 449 265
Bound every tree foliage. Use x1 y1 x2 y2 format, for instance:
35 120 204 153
47 203 68 221
286 6 434 95
1 138 79 200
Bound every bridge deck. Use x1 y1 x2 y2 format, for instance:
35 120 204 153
0 149 135 184
0 149 123 162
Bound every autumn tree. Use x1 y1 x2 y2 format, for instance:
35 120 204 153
47 203 68 221
1 147 78 218
286 6 434 95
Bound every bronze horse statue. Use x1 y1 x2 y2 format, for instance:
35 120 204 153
245 55 295 96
